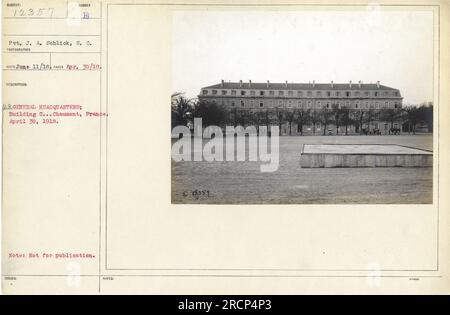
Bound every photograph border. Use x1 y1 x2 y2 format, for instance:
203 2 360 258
104 2 441 276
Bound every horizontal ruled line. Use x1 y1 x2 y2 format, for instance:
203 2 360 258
3 51 100 54
3 34 101 36
3 69 101 71
3 17 101 20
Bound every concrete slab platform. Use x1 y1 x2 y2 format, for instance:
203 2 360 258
300 144 432 168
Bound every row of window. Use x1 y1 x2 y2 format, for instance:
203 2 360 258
212 99 400 109
202 89 400 97
233 122 398 130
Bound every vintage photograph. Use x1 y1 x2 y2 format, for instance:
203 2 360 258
171 8 434 204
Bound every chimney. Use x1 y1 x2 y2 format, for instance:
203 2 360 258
249 80 252 88
358 80 362 88
376 80 380 88
266 80 270 88
285 80 288 88
313 80 315 88
349 80 352 88
221 79 224 87
331 80 334 88
239 80 243 88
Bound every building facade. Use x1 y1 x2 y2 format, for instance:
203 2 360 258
198 80 403 135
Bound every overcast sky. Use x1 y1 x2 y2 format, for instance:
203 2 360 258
172 8 434 104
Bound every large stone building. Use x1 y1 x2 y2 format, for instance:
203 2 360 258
198 80 403 135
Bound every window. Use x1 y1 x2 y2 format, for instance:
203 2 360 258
394 91 399 96
355 91 360 96
365 91 369 96
376 102 379 109
394 102 398 108
287 100 292 107
240 100 245 107
298 91 303 97
346 91 350 97
374 92 378 97
383 91 388 96
212 90 218 95
307 91 312 97
278 100 283 106
365 101 369 108
327 91 331 97
269 90 275 96
355 103 359 109
298 101 302 107
316 91 322 97
288 90 293 96
260 102 264 107
308 101 312 108
317 101 321 108
250 100 254 107
202 90 208 95
241 90 246 96
260 91 264 96
336 91 340 97
278 91 284 96
231 101 235 107
231 90 236 96
250 90 256 96
345 101 350 107
326 103 330 109
221 90 227 95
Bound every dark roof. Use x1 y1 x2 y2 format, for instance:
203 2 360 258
203 82 398 91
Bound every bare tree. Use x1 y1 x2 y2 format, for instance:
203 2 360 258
340 107 353 135
294 108 311 136
319 107 334 136
284 109 296 136
253 110 265 129
403 105 421 134
275 107 286 136
364 108 378 133
171 92 194 128
234 108 253 127
309 109 320 135
353 109 365 135
331 104 342 135
379 108 402 134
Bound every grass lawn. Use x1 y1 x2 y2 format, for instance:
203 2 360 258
171 134 433 204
